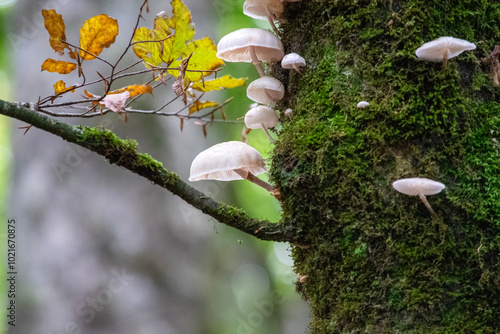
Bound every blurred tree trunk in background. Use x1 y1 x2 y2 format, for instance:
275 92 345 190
275 1 500 332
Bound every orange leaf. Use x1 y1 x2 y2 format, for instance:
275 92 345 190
188 100 218 115
41 58 77 74
109 84 153 98
53 80 75 95
79 14 119 60
42 9 67 56
84 89 97 99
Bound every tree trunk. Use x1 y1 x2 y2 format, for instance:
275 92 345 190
274 1 500 332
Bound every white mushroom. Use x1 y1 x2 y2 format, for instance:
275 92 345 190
284 108 293 117
415 36 476 70
281 53 306 73
243 0 284 34
357 101 370 108
392 177 445 216
245 106 279 144
247 76 285 104
217 28 284 77
189 141 277 195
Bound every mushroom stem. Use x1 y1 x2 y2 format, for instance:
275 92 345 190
261 123 276 144
292 64 302 74
234 168 275 193
249 46 265 77
418 192 437 217
442 50 448 71
264 5 280 35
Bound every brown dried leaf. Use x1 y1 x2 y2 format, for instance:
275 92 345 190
79 14 119 60
42 9 67 56
41 58 77 74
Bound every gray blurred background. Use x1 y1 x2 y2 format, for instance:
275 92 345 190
0 0 309 333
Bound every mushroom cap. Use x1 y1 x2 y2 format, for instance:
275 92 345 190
217 28 284 63
281 53 306 69
392 178 445 196
189 141 267 181
357 101 370 108
243 0 283 20
244 106 279 129
247 76 285 104
415 37 476 62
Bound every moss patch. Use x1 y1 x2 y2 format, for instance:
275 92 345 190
274 0 500 332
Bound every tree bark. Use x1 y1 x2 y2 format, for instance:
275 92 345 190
273 1 500 332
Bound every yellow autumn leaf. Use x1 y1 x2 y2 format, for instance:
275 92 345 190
162 0 195 61
168 37 224 81
41 58 77 74
189 100 218 115
42 9 67 56
134 0 195 66
53 80 75 95
191 75 247 92
109 84 153 98
132 27 163 66
79 14 119 60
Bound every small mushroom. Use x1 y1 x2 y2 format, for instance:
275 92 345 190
284 108 293 117
243 0 284 34
189 141 278 196
281 53 306 73
415 36 476 70
217 28 284 77
244 106 279 144
357 101 370 108
392 177 445 216
247 76 285 104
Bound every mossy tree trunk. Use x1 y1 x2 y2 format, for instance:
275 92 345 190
273 1 500 332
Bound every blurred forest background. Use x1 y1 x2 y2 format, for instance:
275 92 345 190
0 0 309 333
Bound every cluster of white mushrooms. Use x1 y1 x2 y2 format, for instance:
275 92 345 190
392 36 476 216
188 0 305 198
189 4 476 211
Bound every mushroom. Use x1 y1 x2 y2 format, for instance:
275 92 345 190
284 108 293 117
247 76 285 104
217 28 284 77
243 0 284 34
415 36 476 70
189 141 278 196
281 53 306 73
357 101 370 108
244 106 279 144
392 177 445 216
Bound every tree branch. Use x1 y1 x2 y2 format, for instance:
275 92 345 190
0 99 302 243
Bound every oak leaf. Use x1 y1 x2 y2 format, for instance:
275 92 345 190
53 80 75 95
79 14 119 60
41 58 77 74
191 75 247 92
42 9 67 56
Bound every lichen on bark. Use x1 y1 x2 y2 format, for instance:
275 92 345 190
273 0 500 332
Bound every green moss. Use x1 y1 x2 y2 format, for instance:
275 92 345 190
274 0 500 332
77 126 176 184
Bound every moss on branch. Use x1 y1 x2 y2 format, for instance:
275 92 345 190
0 100 299 243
